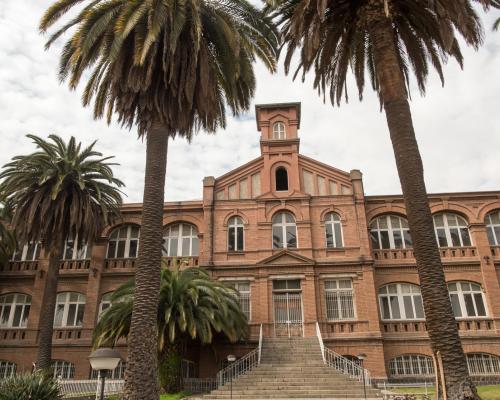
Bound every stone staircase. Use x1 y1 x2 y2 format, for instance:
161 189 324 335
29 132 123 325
203 337 383 399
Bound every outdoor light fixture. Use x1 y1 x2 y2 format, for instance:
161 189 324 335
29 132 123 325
227 354 237 400
357 353 368 400
89 348 121 400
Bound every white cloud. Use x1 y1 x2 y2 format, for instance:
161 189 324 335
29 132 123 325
0 1 499 203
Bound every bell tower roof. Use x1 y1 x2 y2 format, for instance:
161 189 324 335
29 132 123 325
255 102 301 131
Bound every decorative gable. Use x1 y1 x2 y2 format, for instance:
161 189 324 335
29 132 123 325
258 250 315 266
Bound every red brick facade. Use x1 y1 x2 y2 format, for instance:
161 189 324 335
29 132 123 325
1 102 500 382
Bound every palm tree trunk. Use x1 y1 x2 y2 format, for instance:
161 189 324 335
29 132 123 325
158 343 182 393
36 243 63 370
123 124 169 400
368 14 478 400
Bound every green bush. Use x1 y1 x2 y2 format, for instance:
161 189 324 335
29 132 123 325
0 373 62 400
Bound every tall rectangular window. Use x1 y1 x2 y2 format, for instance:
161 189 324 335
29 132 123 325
228 281 251 321
303 170 314 194
324 279 355 320
251 173 261 198
317 176 326 195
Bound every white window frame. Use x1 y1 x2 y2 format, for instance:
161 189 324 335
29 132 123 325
447 281 487 319
228 217 244 252
0 293 31 328
324 279 355 321
325 213 344 248
54 292 86 328
11 242 41 262
272 122 286 139
389 355 434 377
378 283 425 321
98 292 113 319
52 360 75 379
433 212 472 248
0 360 16 379
228 281 251 322
272 212 298 249
370 215 412 250
63 237 91 260
107 225 140 259
466 353 500 376
485 210 500 246
162 223 199 257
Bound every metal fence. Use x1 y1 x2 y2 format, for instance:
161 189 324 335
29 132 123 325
58 379 124 398
183 377 217 394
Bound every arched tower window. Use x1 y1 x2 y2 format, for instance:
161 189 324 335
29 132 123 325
275 167 288 191
272 212 297 249
272 122 286 139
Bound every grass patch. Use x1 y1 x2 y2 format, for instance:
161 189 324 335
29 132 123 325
160 392 191 400
391 385 500 400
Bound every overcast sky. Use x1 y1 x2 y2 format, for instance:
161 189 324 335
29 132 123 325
1 1 499 203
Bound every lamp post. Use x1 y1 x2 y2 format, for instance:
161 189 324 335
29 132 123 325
357 353 367 400
89 348 121 400
227 354 236 400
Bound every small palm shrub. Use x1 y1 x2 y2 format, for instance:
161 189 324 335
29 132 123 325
0 373 62 400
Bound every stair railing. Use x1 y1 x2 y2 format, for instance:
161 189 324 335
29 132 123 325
216 324 263 388
315 322 372 385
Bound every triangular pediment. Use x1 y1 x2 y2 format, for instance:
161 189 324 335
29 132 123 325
258 250 315 266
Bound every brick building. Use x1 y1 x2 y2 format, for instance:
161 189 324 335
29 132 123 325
1 102 500 383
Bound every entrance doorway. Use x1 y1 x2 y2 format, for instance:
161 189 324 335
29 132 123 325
272 279 303 337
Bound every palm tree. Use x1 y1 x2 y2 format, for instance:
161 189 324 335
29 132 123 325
272 0 499 398
39 1 277 398
0 199 16 268
93 266 247 393
0 134 123 371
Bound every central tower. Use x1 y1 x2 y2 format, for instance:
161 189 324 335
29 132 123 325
255 102 301 196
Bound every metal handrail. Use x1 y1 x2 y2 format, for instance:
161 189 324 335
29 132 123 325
315 322 372 385
258 323 263 364
216 324 263 388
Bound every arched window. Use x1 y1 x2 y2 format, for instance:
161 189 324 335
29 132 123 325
325 213 343 248
0 360 16 379
389 355 434 377
98 292 113 317
54 292 85 327
275 167 288 191
370 215 412 249
228 217 244 252
63 237 91 260
448 282 487 318
485 210 500 246
91 360 126 379
162 223 199 257
378 283 424 320
272 122 286 139
52 360 75 379
107 225 140 258
272 212 297 249
0 293 31 328
466 353 500 376
12 242 41 261
433 213 471 247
